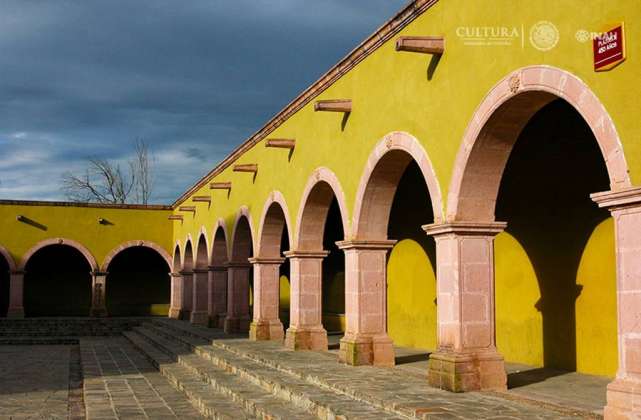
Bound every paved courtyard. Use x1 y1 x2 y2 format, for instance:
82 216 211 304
0 326 609 419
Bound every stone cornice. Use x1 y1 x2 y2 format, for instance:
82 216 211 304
591 187 641 210
171 0 440 207
423 221 507 237
283 250 329 259
336 240 396 250
0 199 170 210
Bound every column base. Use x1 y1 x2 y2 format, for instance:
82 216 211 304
604 378 641 418
427 350 506 392
168 307 181 319
285 326 328 351
209 313 226 329
224 316 250 334
6 308 24 319
179 310 191 321
339 333 395 367
90 307 108 318
249 320 284 341
190 311 209 326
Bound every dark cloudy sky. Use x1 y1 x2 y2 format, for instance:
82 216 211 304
0 1 406 203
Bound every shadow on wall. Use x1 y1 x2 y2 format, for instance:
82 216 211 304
387 161 437 351
495 99 616 377
24 245 92 317
0 255 8 316
106 246 171 317
322 198 345 333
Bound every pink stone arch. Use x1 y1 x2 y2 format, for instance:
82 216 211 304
0 245 16 272
195 227 209 269
257 191 293 258
101 240 172 272
172 241 182 272
230 206 255 262
19 238 98 272
294 167 350 250
210 218 230 266
448 65 631 222
182 235 194 271
352 131 444 239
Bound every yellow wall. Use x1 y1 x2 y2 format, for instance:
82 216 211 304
0 202 172 268
387 239 437 350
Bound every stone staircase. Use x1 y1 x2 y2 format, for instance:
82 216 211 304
0 317 144 343
125 319 406 419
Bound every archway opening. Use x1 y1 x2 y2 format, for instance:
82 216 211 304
322 197 345 334
24 245 92 316
0 252 9 317
229 215 253 332
493 98 615 380
105 247 171 316
182 241 194 320
210 227 228 328
279 225 291 328
386 160 437 351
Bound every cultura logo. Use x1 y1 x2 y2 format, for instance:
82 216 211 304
529 21 559 51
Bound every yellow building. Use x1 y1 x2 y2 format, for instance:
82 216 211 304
1 1 640 417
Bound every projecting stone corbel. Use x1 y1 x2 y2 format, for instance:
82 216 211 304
192 196 211 204
233 164 258 174
168 215 183 221
265 138 295 150
179 206 196 216
210 182 231 191
395 36 445 55
314 99 352 113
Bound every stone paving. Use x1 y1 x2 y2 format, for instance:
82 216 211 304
0 345 75 419
80 337 202 419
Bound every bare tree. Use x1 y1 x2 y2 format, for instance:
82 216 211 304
62 139 154 204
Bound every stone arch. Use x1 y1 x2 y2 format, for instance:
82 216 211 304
257 191 292 258
211 219 230 266
230 207 255 262
195 228 209 269
19 238 98 272
101 240 171 272
182 236 194 271
294 167 350 250
448 65 631 222
352 131 444 239
0 245 16 272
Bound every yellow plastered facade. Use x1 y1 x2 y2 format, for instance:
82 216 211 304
1 0 638 377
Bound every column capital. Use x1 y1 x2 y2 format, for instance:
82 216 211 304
10 270 25 276
591 187 641 211
169 272 182 277
284 249 329 259
208 265 227 272
179 270 194 276
248 257 285 265
192 268 209 274
335 239 396 250
91 271 108 277
422 221 507 237
227 261 252 269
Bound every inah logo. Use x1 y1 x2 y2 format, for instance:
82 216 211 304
530 21 559 51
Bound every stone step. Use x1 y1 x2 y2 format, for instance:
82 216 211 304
127 327 316 420
145 321 406 420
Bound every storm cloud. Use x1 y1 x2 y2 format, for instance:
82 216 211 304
0 0 406 203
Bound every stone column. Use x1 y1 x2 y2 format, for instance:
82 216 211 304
90 271 108 317
336 240 396 367
7 270 24 318
423 222 507 392
284 250 329 350
190 269 209 325
592 187 641 419
180 271 193 320
248 257 285 341
208 265 228 328
168 272 182 319
224 262 251 333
